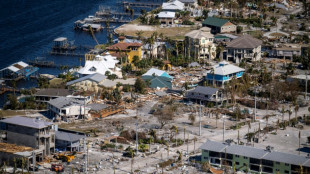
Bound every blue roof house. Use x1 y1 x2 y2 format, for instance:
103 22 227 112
206 61 245 87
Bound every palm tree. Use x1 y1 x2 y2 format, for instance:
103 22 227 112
208 45 212 61
294 104 299 120
281 105 286 122
215 111 219 128
193 136 197 153
210 67 215 87
136 30 144 42
288 105 292 125
170 125 178 145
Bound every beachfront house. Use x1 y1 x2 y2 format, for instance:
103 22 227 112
178 0 197 7
107 37 142 63
162 0 185 11
157 11 176 25
185 86 221 104
226 35 262 63
185 27 216 60
0 116 55 158
0 61 39 79
205 61 245 87
200 140 310 174
78 54 122 78
66 73 106 92
47 97 91 122
202 17 236 34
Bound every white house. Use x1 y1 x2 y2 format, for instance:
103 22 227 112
47 97 91 122
185 27 216 60
78 53 122 77
157 11 176 25
162 0 185 11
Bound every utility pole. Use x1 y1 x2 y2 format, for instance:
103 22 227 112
299 130 301 155
306 73 308 100
199 101 202 136
223 114 226 143
32 151 35 173
254 87 257 121
136 121 139 155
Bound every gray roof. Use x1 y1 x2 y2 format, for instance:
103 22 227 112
34 88 73 97
0 116 53 129
226 35 262 49
179 0 196 3
55 131 85 142
189 62 200 67
190 86 218 95
199 140 227 152
200 140 310 167
48 97 84 108
66 73 106 86
87 103 108 112
226 145 269 159
263 151 310 166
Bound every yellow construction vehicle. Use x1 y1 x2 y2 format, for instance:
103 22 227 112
55 152 75 162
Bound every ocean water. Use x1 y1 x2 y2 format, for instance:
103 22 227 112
0 0 123 75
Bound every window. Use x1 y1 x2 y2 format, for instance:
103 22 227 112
285 170 289 174
276 169 280 171
202 39 205 44
209 38 213 41
204 157 208 160
204 150 208 153
285 163 289 166
89 66 96 72
236 162 239 165
276 162 280 165
131 47 138 51
235 155 240 158
244 157 248 159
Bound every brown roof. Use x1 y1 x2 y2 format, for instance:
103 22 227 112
226 35 262 49
224 21 234 26
107 42 142 51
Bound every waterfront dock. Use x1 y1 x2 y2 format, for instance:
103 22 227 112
118 1 162 8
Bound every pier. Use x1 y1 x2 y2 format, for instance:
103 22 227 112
50 51 84 57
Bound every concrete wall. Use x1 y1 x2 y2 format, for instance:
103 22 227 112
6 124 39 148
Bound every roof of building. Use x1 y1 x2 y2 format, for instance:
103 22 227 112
263 151 310 167
54 37 67 42
99 78 136 88
78 60 112 76
162 0 185 10
66 73 107 86
48 97 84 109
202 17 232 28
34 88 73 97
142 76 172 89
178 0 196 3
142 68 173 79
157 11 176 18
226 144 269 159
3 61 29 73
199 140 227 152
226 35 262 49
0 142 33 154
55 131 85 142
188 86 218 95
0 116 53 129
207 61 245 76
107 42 142 51
87 103 108 112
185 27 214 39
200 140 310 167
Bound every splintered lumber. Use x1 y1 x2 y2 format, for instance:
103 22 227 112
0 143 33 153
